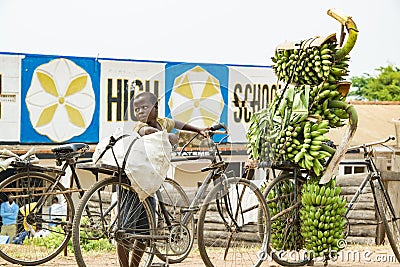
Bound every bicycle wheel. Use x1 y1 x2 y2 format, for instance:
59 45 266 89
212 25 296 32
374 179 400 262
0 171 74 265
260 173 311 266
153 178 195 264
72 176 156 267
197 177 270 267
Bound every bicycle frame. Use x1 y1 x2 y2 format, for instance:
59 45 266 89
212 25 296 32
343 140 398 224
155 125 262 241
160 131 230 229
12 145 90 226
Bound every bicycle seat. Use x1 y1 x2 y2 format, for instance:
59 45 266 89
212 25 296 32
52 143 89 154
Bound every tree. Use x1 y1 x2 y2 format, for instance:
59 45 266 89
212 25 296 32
349 65 400 101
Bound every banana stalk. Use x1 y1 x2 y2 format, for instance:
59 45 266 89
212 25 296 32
327 9 359 60
320 100 358 184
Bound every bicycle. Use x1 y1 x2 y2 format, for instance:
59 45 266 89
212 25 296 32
259 135 399 266
72 123 271 267
0 143 91 265
343 136 399 261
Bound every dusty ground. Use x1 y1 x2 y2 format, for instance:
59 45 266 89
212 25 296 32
0 245 398 267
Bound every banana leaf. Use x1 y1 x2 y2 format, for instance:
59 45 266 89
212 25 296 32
290 85 310 123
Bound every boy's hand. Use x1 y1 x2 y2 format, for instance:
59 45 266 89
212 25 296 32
139 126 158 136
199 127 210 138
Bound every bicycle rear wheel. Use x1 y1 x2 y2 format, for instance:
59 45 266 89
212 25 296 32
197 177 270 267
153 178 195 264
72 176 156 267
260 173 311 266
374 179 400 262
0 171 74 265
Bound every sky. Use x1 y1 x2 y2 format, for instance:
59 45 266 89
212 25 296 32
0 0 399 78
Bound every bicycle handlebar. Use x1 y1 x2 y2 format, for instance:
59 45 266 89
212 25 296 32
348 136 396 151
178 123 228 156
209 123 226 131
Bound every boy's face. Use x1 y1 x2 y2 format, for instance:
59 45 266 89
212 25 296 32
133 95 158 123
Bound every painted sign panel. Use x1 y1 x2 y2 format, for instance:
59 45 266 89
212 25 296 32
228 66 281 142
165 63 229 130
99 60 166 139
1 51 275 144
21 55 100 143
0 54 22 142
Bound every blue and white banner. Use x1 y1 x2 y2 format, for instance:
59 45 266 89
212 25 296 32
0 52 278 144
20 55 100 143
165 62 229 130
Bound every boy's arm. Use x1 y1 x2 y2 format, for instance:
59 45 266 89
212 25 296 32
174 120 209 137
137 124 178 145
137 126 159 136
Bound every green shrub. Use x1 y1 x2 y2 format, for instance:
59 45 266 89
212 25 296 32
25 226 115 253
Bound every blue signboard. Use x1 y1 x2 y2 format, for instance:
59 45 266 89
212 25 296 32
21 55 100 143
165 62 229 131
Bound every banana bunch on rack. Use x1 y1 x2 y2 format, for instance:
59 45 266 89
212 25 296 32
272 38 350 86
300 178 347 258
308 82 350 128
247 37 351 175
246 83 339 175
292 120 333 175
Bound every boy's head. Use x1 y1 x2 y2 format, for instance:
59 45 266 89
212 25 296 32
133 92 158 123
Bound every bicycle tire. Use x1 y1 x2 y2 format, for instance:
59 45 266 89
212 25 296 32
374 179 400 262
259 173 311 266
0 171 74 265
153 178 195 264
72 176 156 267
197 177 270 267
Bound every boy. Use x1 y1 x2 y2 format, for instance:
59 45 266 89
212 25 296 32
117 92 208 267
133 91 208 142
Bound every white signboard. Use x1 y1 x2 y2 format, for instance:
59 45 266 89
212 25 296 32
99 60 166 139
0 54 22 142
228 66 281 142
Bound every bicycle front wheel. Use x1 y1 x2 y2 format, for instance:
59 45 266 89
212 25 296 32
260 173 311 266
72 176 156 267
374 179 400 262
0 171 74 265
197 177 270 267
153 178 195 264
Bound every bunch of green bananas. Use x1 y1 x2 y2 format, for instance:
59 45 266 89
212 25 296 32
300 178 347 258
272 41 350 86
247 39 350 172
246 88 341 171
309 82 349 128
246 89 298 163
291 120 334 175
268 180 304 250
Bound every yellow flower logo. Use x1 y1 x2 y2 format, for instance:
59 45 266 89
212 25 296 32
168 66 224 128
26 58 95 142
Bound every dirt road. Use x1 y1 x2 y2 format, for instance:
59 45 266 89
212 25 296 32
0 245 397 266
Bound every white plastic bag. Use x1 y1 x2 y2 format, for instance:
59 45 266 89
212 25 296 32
93 128 172 201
